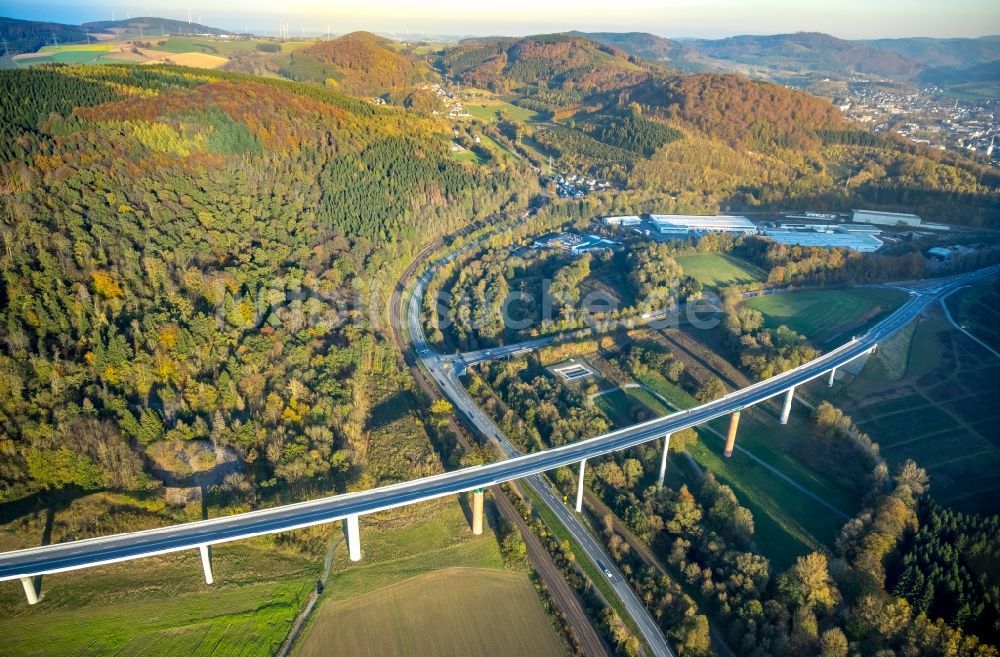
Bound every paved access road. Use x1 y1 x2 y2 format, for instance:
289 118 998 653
406 255 993 657
0 261 993 642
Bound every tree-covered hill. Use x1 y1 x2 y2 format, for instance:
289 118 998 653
81 16 232 36
276 31 437 95
441 33 651 96
0 16 89 53
625 73 999 225
0 65 530 519
455 36 999 227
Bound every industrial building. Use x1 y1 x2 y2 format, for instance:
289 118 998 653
851 209 922 227
927 245 975 260
763 230 883 252
532 232 619 255
650 214 757 235
603 215 642 226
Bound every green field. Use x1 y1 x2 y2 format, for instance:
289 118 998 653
465 99 539 123
38 44 114 53
594 386 670 429
748 287 907 344
674 253 766 289
946 282 1000 352
833 306 1000 515
295 568 564 657
156 36 268 56
0 495 515 657
451 147 487 164
294 498 567 656
18 43 114 67
0 538 317 657
16 51 108 66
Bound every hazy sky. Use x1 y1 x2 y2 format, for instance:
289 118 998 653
5 0 999 39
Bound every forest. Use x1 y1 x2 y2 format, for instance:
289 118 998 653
276 31 437 95
0 65 533 531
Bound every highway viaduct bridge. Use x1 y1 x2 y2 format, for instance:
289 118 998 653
0 266 994 613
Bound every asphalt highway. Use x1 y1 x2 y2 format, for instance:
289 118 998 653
0 261 993 646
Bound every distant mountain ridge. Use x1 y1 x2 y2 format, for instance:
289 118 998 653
0 15 231 54
582 30 1000 83
81 17 231 36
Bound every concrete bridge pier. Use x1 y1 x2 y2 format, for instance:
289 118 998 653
345 514 362 561
780 386 796 425
657 433 673 487
575 459 587 512
20 577 38 605
723 410 741 458
828 367 838 387
198 545 215 584
199 544 214 584
471 489 484 535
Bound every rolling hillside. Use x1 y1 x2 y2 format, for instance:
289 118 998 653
0 17 89 53
81 16 232 36
442 33 650 95
584 31 1000 83
863 35 1000 69
690 32 921 78
273 31 435 95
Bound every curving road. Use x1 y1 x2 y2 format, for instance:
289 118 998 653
0 259 993 627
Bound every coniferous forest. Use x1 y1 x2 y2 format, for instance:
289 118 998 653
0 65 531 517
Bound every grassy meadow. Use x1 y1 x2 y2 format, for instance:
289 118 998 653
295 567 564 657
674 253 767 289
748 287 907 344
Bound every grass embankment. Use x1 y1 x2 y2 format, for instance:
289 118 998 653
833 306 1000 515
0 537 318 657
674 253 767 289
748 287 907 344
295 567 564 657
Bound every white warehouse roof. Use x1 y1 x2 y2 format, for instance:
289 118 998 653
851 209 922 226
650 214 756 233
764 230 883 253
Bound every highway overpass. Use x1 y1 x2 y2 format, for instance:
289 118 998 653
1 265 994 615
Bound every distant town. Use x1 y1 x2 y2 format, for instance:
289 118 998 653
814 80 999 166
